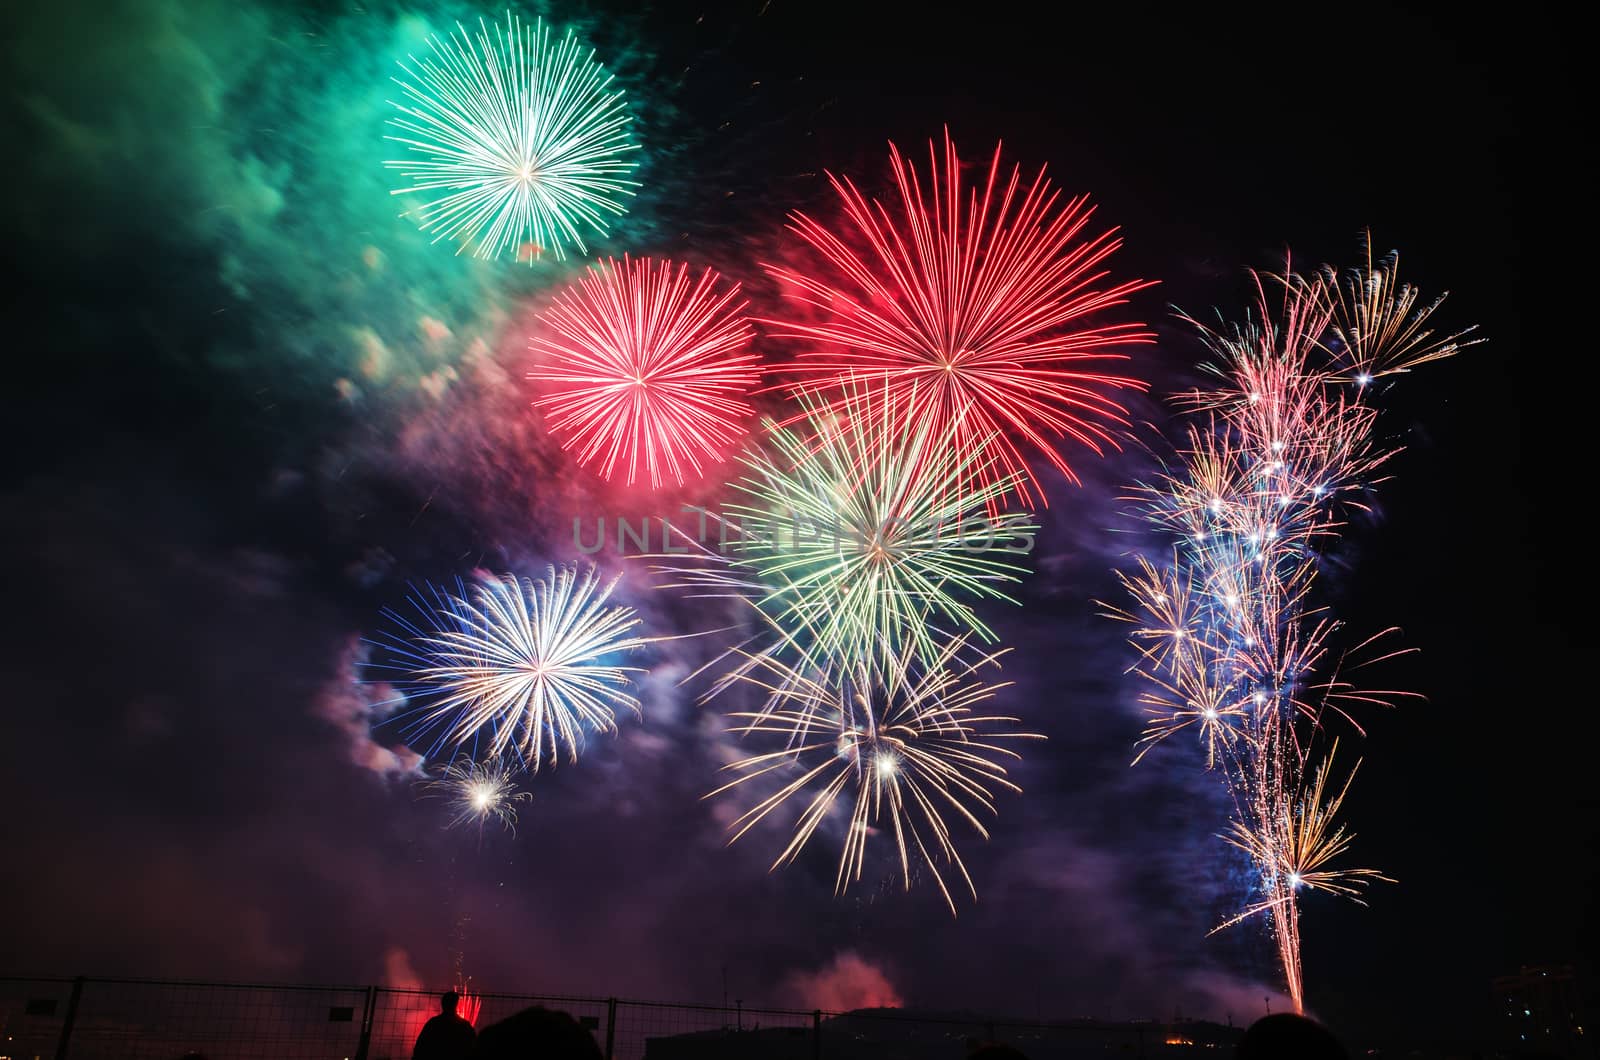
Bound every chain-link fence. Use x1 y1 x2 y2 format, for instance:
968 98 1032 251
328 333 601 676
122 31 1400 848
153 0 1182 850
3 975 1225 1059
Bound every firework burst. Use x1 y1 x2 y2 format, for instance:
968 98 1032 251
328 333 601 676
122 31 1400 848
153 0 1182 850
710 639 1040 913
764 131 1153 507
1108 240 1472 1011
386 12 638 262
376 567 646 769
1212 742 1394 1002
423 757 533 833
529 256 760 487
1218 744 1393 919
665 380 1036 702
1320 236 1483 381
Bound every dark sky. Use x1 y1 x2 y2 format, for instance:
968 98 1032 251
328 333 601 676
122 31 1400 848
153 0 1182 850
1 0 1589 1051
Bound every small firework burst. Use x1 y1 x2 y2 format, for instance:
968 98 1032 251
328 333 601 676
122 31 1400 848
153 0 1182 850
423 757 533 833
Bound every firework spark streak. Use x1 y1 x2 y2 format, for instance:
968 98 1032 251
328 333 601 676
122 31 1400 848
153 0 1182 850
386 12 638 262
710 639 1041 913
376 567 646 768
423 757 533 833
529 256 760 487
764 131 1154 507
1106 238 1476 1011
662 380 1037 710
455 985 483 1027
1321 243 1480 382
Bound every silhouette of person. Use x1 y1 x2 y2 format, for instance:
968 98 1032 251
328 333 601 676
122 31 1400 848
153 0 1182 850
470 1005 602 1060
1235 1013 1348 1060
968 1044 1030 1060
413 991 477 1060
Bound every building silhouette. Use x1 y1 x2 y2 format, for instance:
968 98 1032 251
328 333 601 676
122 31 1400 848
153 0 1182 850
1491 963 1594 1058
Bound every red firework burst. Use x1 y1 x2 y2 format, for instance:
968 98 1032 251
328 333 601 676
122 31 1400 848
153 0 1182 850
764 132 1154 506
529 256 760 487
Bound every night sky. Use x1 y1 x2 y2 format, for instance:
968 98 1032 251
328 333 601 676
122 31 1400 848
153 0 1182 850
1 0 1589 1052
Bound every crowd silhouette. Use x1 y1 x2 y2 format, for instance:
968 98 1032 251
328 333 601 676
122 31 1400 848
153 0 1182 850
394 991 1354 1060
409 992 601 1060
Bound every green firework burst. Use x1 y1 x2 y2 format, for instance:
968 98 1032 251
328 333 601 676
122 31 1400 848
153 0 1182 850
682 381 1038 682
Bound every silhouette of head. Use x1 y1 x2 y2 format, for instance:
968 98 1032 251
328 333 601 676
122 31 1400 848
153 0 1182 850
471 1006 601 1060
441 990 460 1015
969 1044 1030 1060
1236 1013 1347 1060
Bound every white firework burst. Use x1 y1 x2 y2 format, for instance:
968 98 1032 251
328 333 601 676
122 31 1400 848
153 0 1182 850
424 757 533 833
385 566 647 768
385 12 639 262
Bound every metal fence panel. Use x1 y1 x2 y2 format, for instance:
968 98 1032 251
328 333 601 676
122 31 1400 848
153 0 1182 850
0 975 1203 1059
0 976 76 1060
44 978 367 1060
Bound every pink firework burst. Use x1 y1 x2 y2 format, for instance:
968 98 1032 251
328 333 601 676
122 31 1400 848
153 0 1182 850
529 256 760 487
764 131 1154 506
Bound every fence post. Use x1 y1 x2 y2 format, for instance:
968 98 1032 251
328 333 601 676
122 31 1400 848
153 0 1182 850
811 1009 821 1060
53 976 85 1060
353 984 377 1060
604 997 617 1060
